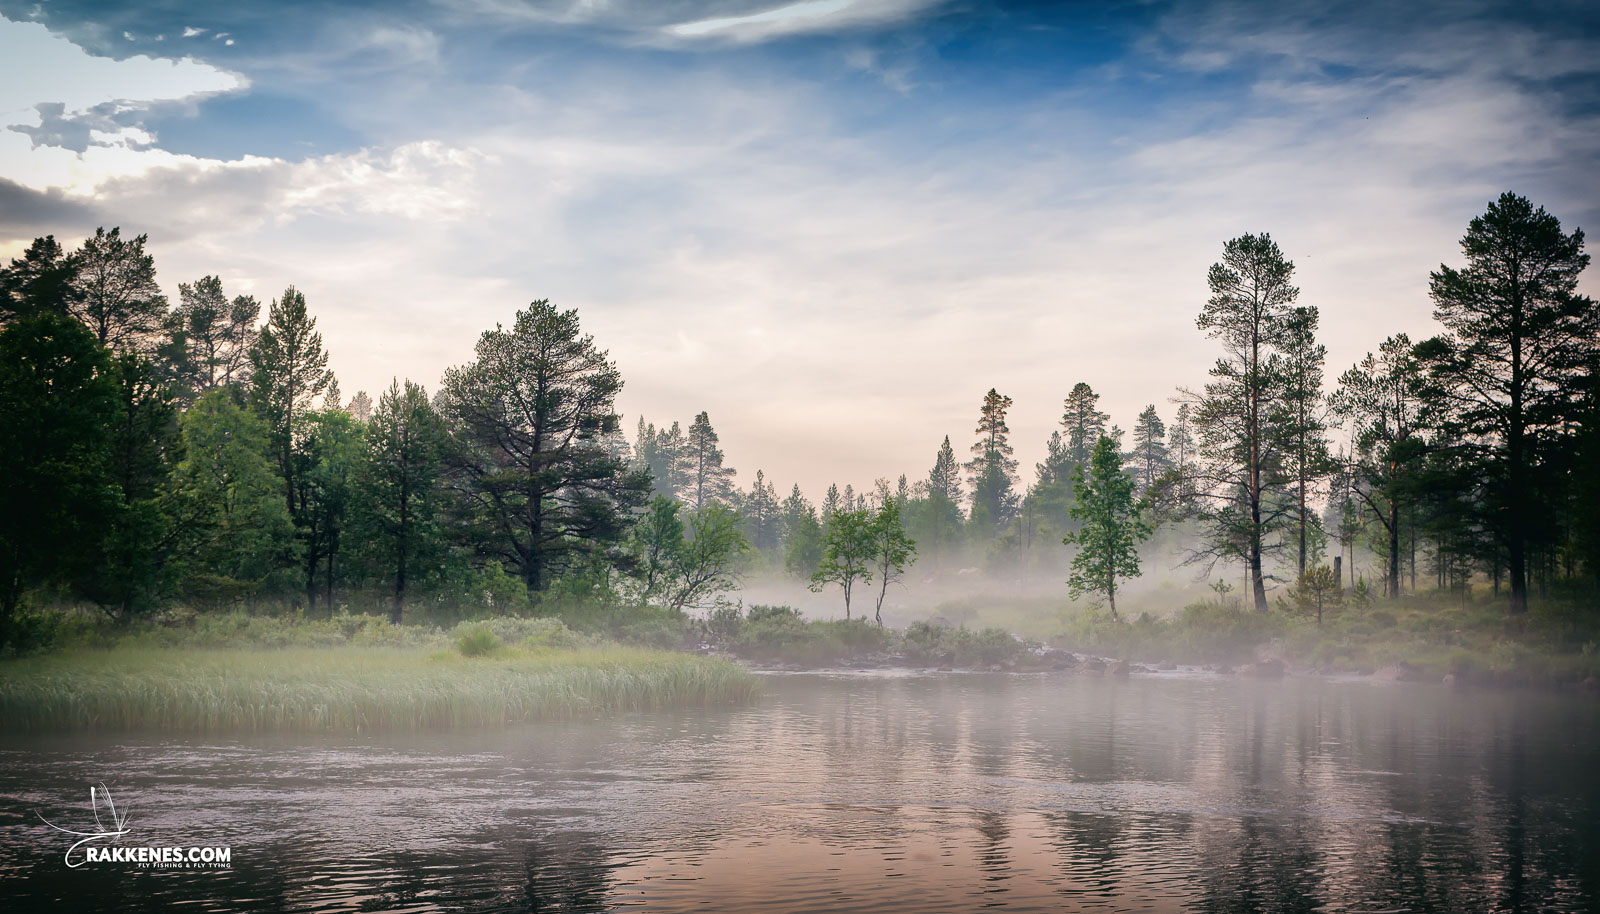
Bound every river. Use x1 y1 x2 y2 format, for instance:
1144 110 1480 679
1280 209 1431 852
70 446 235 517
2 670 1597 912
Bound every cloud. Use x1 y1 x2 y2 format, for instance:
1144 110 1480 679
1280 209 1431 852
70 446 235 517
664 0 936 41
0 1 1595 499
0 16 245 156
441 0 942 44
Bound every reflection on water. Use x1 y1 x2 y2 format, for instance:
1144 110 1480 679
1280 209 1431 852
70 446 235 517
2 673 1598 912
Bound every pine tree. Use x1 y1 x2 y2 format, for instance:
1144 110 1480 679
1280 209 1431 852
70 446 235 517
357 380 447 623
1335 335 1427 600
249 286 333 512
1269 305 1333 576
168 276 259 400
439 300 650 594
741 469 781 554
1418 192 1598 614
0 312 117 635
1061 382 1108 468
70 227 167 353
1169 403 1195 475
965 388 1019 530
1129 405 1170 494
686 411 736 509
1065 436 1151 620
1186 232 1299 612
0 236 80 323
782 485 825 579
927 435 963 504
346 390 373 422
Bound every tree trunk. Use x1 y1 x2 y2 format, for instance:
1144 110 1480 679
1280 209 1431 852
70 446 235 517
1388 500 1401 600
391 487 409 626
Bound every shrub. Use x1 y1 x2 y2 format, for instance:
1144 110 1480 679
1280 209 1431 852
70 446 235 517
707 604 744 639
455 627 501 657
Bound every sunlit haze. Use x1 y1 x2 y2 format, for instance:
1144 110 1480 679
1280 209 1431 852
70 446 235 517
2 0 1596 499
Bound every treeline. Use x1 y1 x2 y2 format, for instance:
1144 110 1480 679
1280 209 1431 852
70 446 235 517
1 192 1595 645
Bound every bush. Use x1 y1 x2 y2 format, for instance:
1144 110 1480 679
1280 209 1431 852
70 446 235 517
455 627 501 657
707 604 744 639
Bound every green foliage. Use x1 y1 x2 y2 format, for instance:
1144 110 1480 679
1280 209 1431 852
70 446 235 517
810 508 875 618
69 227 167 352
669 504 749 610
866 497 917 625
1190 231 1301 612
439 300 649 594
628 497 749 610
455 626 502 657
249 285 332 501
352 379 448 623
966 388 1019 532
167 390 295 605
1419 192 1597 614
783 501 825 579
1064 436 1150 619
0 311 118 638
707 603 744 639
1284 563 1340 624
902 622 1028 667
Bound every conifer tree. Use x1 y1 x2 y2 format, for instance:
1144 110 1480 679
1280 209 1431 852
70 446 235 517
1065 436 1150 620
966 388 1019 530
1418 192 1597 613
70 227 166 353
1061 382 1108 468
249 285 333 510
1186 232 1299 612
1269 305 1333 575
1129 405 1170 494
439 300 649 594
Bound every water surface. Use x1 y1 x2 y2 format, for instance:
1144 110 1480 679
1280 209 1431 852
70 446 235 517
2 671 1597 912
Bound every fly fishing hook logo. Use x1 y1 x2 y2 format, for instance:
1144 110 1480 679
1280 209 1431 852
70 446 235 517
37 782 131 868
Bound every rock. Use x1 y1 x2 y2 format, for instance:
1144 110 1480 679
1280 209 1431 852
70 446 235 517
1084 659 1107 674
1109 660 1131 678
988 664 1003 672
1156 661 1177 671
1214 664 1234 676
1372 662 1428 682
1243 660 1287 679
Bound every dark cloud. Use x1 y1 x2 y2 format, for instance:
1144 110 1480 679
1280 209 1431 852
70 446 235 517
0 177 100 237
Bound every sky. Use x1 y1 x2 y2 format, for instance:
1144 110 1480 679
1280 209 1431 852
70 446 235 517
2 0 1597 501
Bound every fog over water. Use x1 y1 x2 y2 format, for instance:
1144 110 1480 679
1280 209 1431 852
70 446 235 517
4 672 1597 912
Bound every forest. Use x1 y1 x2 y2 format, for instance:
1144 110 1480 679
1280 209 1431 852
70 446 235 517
1 191 1596 656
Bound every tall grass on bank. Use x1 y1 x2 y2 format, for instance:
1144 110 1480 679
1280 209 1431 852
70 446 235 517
0 646 759 733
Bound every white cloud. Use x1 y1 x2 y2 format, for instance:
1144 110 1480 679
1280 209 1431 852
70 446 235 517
0 16 245 167
2 4 1595 501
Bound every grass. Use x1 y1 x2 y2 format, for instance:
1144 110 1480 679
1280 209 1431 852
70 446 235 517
943 590 1600 683
0 624 759 733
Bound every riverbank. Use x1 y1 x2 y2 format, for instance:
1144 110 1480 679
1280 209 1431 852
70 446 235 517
932 592 1600 688
0 618 759 732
